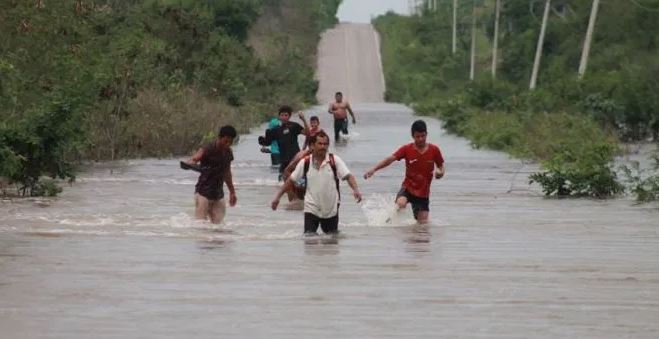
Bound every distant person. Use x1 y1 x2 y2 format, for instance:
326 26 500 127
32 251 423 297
363 120 445 224
271 131 362 235
258 105 309 181
303 116 323 150
260 116 282 167
328 91 356 142
184 125 238 224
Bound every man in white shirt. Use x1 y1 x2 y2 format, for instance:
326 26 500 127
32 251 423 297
271 131 362 234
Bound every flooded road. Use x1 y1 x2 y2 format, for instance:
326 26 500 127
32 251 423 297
1 103 659 338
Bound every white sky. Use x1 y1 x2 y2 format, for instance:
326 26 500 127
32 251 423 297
337 0 411 23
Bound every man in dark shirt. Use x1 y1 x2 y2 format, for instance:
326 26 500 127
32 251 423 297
259 105 309 180
185 125 237 224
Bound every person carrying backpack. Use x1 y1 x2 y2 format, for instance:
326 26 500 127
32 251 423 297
271 131 362 235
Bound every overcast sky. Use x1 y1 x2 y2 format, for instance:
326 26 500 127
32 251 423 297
337 0 410 23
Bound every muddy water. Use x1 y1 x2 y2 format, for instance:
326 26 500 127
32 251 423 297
1 104 658 338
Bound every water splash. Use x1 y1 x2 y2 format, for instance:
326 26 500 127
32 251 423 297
360 193 414 226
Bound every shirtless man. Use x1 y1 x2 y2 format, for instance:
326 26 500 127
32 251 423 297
328 92 356 142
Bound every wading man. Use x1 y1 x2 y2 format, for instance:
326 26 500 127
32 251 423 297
328 92 356 142
363 120 445 224
185 125 238 224
259 105 309 181
271 131 362 235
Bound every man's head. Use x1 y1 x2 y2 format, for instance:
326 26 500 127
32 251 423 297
310 116 319 129
278 105 293 123
309 131 330 157
218 125 237 147
335 92 343 103
411 120 427 148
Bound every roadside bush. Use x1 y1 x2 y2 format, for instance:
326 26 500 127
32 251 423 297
579 93 622 129
464 78 517 111
435 97 472 136
31 179 63 197
530 142 623 198
465 111 524 155
621 150 659 203
0 102 82 196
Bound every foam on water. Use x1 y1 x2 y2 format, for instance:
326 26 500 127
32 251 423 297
360 193 414 226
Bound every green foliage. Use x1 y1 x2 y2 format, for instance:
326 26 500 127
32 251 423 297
465 111 524 154
529 142 623 198
374 0 659 140
0 102 82 196
464 78 518 111
0 0 341 195
31 179 63 197
418 97 473 136
374 0 659 198
621 150 659 203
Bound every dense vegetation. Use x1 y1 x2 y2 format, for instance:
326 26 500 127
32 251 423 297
374 0 659 200
0 0 341 196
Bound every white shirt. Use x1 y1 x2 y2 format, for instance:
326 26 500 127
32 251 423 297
290 153 350 218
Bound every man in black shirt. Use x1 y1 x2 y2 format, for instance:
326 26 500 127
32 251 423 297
185 125 237 224
259 105 309 180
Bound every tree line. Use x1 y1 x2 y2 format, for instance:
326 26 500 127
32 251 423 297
0 0 341 196
375 0 659 200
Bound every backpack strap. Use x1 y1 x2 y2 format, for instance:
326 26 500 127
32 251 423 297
329 153 340 200
303 154 341 196
303 155 311 180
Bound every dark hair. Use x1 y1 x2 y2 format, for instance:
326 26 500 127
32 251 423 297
411 120 427 135
218 125 237 138
309 130 330 146
278 105 293 115
310 116 319 122
335 92 343 96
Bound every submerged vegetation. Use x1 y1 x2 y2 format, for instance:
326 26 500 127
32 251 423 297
0 0 341 196
374 0 659 201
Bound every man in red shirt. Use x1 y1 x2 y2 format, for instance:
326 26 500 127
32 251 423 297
363 120 445 224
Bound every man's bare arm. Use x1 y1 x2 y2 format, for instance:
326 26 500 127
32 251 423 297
344 174 362 202
347 102 356 124
298 111 310 135
363 155 397 179
187 147 204 164
435 163 445 179
271 179 294 210
283 150 311 181
224 167 237 206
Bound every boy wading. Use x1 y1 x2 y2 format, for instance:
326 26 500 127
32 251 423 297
185 125 238 224
271 131 362 234
364 120 445 224
258 105 309 181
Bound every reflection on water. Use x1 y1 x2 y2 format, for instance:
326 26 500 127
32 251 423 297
304 236 341 256
404 225 431 244
1 104 658 338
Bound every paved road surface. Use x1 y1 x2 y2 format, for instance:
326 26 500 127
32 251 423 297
317 23 385 104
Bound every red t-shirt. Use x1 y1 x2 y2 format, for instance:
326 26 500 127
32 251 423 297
393 143 444 198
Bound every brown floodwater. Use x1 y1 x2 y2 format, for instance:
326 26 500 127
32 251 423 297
1 104 658 338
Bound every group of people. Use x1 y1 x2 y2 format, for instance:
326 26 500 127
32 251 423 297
184 93 445 235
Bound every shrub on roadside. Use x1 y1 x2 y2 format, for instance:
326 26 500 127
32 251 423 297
464 111 524 155
529 141 623 198
0 102 81 197
621 150 659 203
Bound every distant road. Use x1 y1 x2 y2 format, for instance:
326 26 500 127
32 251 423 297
316 23 385 104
